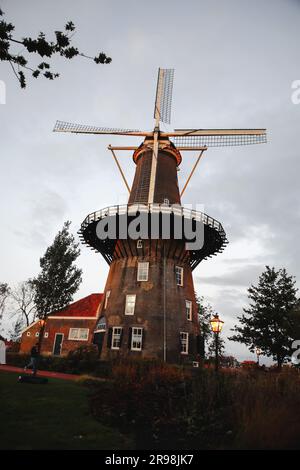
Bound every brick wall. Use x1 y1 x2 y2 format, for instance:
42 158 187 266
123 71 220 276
20 321 41 354
99 247 200 364
20 318 98 356
41 318 97 356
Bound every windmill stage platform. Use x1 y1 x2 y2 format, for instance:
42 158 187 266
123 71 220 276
78 203 228 270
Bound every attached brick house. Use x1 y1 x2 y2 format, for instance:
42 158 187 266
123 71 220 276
20 293 103 356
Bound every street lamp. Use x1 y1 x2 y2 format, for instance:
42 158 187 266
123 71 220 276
210 314 224 372
255 347 262 366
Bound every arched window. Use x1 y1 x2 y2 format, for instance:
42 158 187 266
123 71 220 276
95 316 106 332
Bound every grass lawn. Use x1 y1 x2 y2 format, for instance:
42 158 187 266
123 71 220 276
0 372 134 450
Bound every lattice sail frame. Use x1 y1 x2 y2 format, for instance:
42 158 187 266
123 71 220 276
153 68 174 124
172 132 267 148
53 120 142 135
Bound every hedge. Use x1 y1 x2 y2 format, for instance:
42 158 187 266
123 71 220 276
6 352 112 378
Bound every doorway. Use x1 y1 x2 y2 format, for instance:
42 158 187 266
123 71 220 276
93 316 106 356
53 333 64 356
93 332 105 356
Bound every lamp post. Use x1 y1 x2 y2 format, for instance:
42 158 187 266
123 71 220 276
255 347 262 366
210 314 224 372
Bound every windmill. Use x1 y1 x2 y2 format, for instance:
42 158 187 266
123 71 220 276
54 69 266 363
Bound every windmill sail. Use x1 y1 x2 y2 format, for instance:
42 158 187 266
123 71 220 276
53 121 148 136
153 68 174 124
168 128 267 148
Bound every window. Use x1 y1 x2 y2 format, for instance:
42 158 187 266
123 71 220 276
186 300 192 321
180 332 189 354
137 262 149 281
163 198 169 204
68 328 89 341
26 332 31 337
96 316 106 331
175 266 184 286
44 332 49 338
112 327 122 349
131 327 143 351
125 294 136 315
104 290 111 309
137 240 143 249
35 332 39 337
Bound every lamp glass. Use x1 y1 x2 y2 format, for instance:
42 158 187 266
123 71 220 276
210 314 224 333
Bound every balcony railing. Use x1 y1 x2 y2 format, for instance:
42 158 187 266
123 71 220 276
80 203 226 235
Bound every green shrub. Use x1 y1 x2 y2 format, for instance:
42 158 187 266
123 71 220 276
6 352 29 368
90 359 193 449
89 362 300 450
67 344 99 362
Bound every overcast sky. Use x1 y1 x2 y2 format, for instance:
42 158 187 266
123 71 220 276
1 0 300 362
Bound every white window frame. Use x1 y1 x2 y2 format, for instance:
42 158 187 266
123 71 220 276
111 327 122 350
180 332 189 355
131 327 143 351
125 294 136 315
26 332 31 337
68 328 89 341
175 266 184 286
137 240 143 249
44 332 49 338
35 332 39 337
104 290 111 309
137 262 149 282
186 300 192 321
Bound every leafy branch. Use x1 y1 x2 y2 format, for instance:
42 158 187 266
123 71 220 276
0 10 111 88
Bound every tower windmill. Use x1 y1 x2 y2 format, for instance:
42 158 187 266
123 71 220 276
54 69 266 363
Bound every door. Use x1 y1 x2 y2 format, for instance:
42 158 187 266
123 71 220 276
53 333 64 356
94 316 106 356
93 332 105 356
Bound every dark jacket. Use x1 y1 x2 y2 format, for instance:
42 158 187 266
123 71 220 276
31 346 38 358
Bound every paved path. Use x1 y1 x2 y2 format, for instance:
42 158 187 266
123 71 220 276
0 364 78 381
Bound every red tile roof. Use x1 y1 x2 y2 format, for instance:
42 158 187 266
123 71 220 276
51 293 103 318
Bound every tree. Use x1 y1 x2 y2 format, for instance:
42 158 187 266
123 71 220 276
207 335 226 359
229 266 299 369
32 221 82 324
9 316 24 342
0 282 10 333
10 280 37 327
196 295 216 359
0 9 111 88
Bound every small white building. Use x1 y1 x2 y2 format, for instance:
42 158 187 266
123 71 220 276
0 339 6 364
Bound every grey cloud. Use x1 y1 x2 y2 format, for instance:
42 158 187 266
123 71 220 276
196 264 263 288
